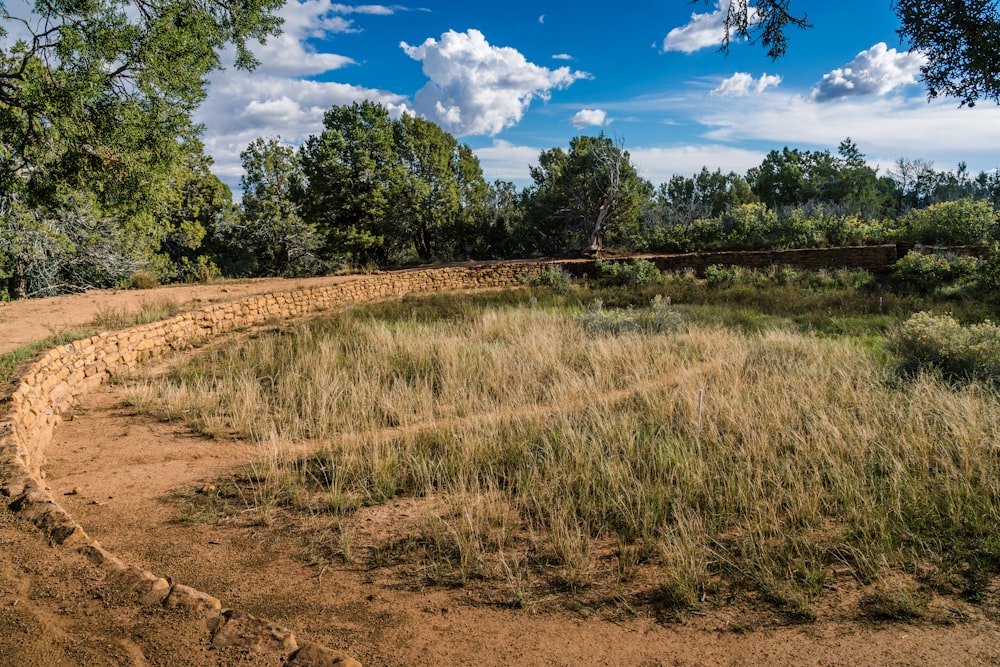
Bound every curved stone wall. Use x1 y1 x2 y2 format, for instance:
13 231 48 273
0 262 546 665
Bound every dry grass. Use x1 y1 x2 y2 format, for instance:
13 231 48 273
89 296 185 331
124 290 1000 617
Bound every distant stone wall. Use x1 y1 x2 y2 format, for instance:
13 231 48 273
560 244 902 278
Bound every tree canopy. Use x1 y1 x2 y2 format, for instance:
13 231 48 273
0 0 283 209
299 102 489 265
717 0 1000 106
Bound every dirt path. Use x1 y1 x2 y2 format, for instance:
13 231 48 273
0 275 361 356
4 280 1000 665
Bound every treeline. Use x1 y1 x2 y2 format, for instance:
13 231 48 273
3 101 1000 299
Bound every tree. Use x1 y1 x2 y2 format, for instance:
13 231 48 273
299 103 490 266
746 141 887 216
895 0 1000 106
715 0 1000 106
1 0 282 209
229 137 322 277
525 134 647 255
300 101 401 265
158 140 236 280
1 0 283 296
393 114 487 261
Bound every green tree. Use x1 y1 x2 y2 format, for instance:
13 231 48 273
300 103 490 266
1 0 283 295
229 137 322 277
525 134 647 255
158 141 236 280
1 0 282 206
300 101 401 265
393 114 487 261
746 141 887 216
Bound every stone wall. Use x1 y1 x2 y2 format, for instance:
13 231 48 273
0 262 546 666
560 244 901 278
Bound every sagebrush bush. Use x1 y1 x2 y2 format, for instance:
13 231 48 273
892 252 981 293
892 311 1000 383
579 295 683 336
902 198 999 245
529 264 575 292
593 258 662 287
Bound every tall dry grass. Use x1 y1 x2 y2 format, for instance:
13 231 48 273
125 292 1000 615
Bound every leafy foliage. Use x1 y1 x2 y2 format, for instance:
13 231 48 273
300 102 488 266
901 198 999 245
892 312 1000 384
892 252 981 293
226 137 324 277
895 0 1000 106
525 134 648 255
593 258 662 287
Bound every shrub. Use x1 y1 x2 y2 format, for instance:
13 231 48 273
128 270 160 290
580 295 683 336
892 311 1000 383
976 245 1000 293
892 252 980 293
902 198 998 245
703 264 741 288
530 264 575 292
594 258 662 287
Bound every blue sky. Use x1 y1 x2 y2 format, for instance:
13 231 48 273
191 1 1000 192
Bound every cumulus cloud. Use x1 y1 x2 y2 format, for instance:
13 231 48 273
244 0 364 77
711 72 782 96
401 29 590 136
662 0 755 54
571 108 608 128
812 42 925 102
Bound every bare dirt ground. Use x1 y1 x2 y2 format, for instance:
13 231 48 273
3 279 1000 665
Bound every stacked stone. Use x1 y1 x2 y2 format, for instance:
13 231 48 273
0 261 548 666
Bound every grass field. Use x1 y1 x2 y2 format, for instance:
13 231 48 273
124 269 1000 620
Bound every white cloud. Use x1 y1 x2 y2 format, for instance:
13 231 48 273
538 14 545 24
571 108 608 128
552 53 574 61
812 42 925 102
629 145 768 182
329 4 398 15
195 72 408 185
400 29 590 136
697 91 1000 173
245 0 363 77
472 139 543 182
662 0 755 54
711 72 782 96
